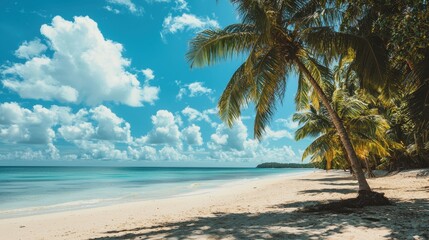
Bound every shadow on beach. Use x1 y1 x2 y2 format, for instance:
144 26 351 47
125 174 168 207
90 198 429 240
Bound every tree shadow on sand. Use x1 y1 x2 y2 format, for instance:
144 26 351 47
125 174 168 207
91 199 429 240
298 176 354 182
298 188 356 195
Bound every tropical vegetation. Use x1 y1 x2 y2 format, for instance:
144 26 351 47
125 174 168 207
256 162 314 168
187 0 428 204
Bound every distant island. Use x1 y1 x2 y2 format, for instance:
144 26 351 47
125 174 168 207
256 162 315 168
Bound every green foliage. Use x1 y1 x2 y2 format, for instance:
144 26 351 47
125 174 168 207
337 0 429 169
256 162 315 168
187 0 429 171
187 0 332 140
294 84 396 170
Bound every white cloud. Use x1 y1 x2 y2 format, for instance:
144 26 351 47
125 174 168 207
207 119 259 161
259 145 298 162
187 82 212 96
181 106 217 127
56 105 132 143
142 68 155 82
58 122 95 141
142 110 182 147
0 102 69 144
209 119 248 151
206 118 301 162
0 102 302 163
182 124 203 146
150 0 188 11
0 102 133 147
265 127 293 140
176 87 187 100
0 148 45 161
2 57 80 103
2 16 159 107
275 116 299 129
159 146 188 161
75 140 128 160
90 106 131 142
14 38 47 59
176 81 213 100
141 85 160 104
128 145 157 160
161 13 219 39
106 0 141 14
173 0 188 11
104 6 121 14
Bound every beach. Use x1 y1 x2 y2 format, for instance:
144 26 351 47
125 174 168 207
1 169 428 239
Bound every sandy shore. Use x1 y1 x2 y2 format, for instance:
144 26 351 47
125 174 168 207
1 169 428 240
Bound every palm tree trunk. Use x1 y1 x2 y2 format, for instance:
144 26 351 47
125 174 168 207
296 61 371 192
339 144 353 175
365 158 375 178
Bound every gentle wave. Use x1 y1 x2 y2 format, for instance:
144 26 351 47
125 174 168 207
0 167 313 218
0 197 122 216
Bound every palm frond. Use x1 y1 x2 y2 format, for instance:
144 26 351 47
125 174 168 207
300 27 388 90
302 132 336 160
218 63 254 127
187 24 258 67
253 47 288 140
295 72 311 110
294 110 332 140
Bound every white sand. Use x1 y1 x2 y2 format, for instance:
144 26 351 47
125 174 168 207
1 169 428 240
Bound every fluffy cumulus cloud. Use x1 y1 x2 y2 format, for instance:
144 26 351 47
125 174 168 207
206 119 301 162
57 105 131 143
127 145 157 161
14 38 47 59
1 16 159 107
0 102 301 163
207 119 259 160
182 124 203 146
75 140 128 160
159 146 188 161
0 102 69 144
141 110 182 146
259 145 299 162
90 106 132 142
176 81 213 100
209 119 249 151
161 13 219 39
0 102 135 160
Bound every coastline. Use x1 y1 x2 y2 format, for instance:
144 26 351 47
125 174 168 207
1 169 428 239
0 168 314 219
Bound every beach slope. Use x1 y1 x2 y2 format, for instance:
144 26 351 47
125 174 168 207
1 170 428 239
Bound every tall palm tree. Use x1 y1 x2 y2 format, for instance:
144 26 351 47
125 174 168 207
187 0 387 198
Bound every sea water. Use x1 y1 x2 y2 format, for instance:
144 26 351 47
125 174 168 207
0 166 312 218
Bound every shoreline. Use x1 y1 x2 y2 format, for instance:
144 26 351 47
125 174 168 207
1 169 428 239
0 169 315 219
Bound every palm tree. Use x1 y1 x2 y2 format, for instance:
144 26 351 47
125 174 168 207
187 0 388 200
294 88 396 177
337 0 429 168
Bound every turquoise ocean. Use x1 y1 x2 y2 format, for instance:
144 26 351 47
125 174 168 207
0 166 312 218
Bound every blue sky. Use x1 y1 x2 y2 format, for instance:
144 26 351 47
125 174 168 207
0 0 312 167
